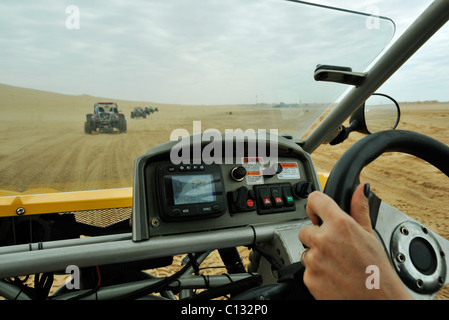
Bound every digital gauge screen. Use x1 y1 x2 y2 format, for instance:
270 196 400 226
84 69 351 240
172 174 216 205
156 163 226 222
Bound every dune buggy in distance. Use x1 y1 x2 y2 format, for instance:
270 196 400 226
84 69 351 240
130 107 147 119
144 106 158 115
84 102 127 134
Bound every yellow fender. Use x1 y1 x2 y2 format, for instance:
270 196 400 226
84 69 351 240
317 172 329 189
0 188 132 218
0 172 329 218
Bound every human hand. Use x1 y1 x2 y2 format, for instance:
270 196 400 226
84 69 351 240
298 183 413 300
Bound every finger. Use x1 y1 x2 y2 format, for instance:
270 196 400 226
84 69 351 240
350 183 373 233
298 224 320 248
306 191 345 225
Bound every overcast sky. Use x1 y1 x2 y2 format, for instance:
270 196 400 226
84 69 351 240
0 0 447 104
318 0 449 102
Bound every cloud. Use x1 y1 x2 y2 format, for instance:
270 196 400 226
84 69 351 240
1 0 444 105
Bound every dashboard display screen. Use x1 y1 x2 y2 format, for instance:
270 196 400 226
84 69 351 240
172 174 216 205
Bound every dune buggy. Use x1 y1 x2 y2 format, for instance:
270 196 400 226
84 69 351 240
131 107 147 119
85 102 127 133
144 106 158 115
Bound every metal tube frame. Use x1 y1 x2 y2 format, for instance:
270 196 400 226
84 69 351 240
51 273 254 300
0 221 304 279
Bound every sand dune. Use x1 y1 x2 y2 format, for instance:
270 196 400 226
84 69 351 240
0 83 315 193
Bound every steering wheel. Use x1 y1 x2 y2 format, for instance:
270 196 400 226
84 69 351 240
324 130 449 297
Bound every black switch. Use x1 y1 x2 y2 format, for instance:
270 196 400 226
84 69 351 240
231 166 247 182
270 185 284 207
294 181 313 198
228 186 257 213
234 186 249 211
258 187 272 209
281 184 295 207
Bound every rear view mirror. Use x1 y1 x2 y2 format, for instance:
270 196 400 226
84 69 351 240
349 93 401 134
329 93 400 145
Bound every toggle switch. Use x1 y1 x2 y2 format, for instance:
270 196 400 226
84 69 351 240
294 181 313 198
230 166 247 182
228 186 257 214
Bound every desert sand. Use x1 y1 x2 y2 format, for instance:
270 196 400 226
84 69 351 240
1 83 448 299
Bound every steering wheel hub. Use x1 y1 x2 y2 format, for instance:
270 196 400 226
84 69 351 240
390 221 446 293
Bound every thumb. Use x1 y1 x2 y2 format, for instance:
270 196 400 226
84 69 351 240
350 183 373 233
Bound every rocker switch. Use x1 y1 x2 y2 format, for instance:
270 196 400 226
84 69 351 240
258 187 272 209
270 186 284 207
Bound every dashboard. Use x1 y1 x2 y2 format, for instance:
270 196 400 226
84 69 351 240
131 135 321 241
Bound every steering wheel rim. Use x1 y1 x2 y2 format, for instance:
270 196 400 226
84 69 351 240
324 130 449 215
323 130 449 296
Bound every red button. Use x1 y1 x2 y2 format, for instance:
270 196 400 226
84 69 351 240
246 199 255 208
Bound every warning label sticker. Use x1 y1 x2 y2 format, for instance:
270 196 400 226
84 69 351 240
278 162 301 180
242 157 264 185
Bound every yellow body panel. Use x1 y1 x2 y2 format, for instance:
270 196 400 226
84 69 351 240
0 188 133 217
0 173 329 218
317 172 329 189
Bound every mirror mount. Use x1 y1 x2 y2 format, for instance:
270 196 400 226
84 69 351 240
329 93 401 145
314 65 367 87
328 120 360 146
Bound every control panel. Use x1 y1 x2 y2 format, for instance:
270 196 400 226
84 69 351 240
132 135 321 241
